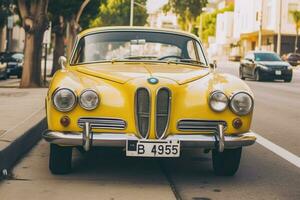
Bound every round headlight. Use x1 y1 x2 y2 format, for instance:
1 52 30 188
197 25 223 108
52 88 77 112
79 90 99 110
209 91 229 112
230 92 253 116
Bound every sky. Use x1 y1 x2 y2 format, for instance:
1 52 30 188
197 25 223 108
146 0 168 13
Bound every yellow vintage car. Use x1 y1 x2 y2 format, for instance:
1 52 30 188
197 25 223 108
43 27 256 176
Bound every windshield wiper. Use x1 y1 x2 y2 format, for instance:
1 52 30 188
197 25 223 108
123 56 159 60
167 59 206 66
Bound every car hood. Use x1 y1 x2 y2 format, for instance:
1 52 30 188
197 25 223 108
257 61 289 67
75 62 210 85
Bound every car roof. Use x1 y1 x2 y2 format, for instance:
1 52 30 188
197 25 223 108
287 53 300 56
78 26 199 41
249 51 277 54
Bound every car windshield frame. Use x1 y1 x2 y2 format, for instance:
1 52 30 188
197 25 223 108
70 30 208 67
254 53 282 62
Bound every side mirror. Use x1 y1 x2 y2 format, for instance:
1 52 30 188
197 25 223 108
58 56 67 69
246 58 254 63
209 60 217 70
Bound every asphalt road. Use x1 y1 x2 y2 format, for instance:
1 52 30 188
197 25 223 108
0 61 299 200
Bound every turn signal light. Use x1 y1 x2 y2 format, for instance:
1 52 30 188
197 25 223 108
232 118 243 129
60 116 70 127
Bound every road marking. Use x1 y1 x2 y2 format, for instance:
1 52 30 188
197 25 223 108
253 132 300 168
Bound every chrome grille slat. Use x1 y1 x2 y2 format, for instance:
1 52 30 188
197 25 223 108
78 117 126 130
178 120 227 132
155 88 171 139
135 88 150 138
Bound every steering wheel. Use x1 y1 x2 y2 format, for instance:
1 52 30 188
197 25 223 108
158 55 183 60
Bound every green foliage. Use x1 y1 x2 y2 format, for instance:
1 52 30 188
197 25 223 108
198 3 234 43
0 0 14 28
48 0 102 31
291 10 300 30
163 0 208 32
90 0 148 27
80 0 103 29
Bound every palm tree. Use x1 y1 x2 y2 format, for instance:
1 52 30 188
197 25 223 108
291 10 300 53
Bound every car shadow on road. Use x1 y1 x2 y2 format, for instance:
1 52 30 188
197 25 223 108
70 147 214 181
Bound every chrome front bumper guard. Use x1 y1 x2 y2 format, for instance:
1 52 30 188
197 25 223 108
43 123 256 152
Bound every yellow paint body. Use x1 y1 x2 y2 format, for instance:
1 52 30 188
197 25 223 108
46 27 253 139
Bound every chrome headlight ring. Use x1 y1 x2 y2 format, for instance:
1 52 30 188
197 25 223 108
52 88 77 112
229 92 254 116
258 64 269 71
209 91 229 112
79 89 100 110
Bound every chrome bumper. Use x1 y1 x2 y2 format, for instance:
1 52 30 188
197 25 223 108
43 130 256 151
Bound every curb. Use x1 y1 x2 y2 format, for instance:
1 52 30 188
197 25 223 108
0 118 47 179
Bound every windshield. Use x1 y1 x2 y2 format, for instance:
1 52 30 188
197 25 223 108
71 31 207 66
255 53 282 62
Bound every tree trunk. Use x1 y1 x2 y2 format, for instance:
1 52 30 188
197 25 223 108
295 28 298 53
66 0 90 57
51 16 65 76
20 31 44 87
0 27 3 52
18 0 49 88
51 32 65 76
66 18 78 58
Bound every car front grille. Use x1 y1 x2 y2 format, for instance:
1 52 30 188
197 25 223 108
78 117 126 130
155 88 171 139
135 88 151 138
269 66 287 70
177 120 227 133
135 87 172 139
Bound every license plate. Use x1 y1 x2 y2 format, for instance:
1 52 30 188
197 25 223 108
275 70 281 75
126 140 180 157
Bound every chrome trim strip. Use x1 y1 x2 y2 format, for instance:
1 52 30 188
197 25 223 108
78 117 127 130
177 119 227 132
155 87 171 139
134 87 151 139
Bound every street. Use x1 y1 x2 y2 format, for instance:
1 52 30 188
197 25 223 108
0 61 299 200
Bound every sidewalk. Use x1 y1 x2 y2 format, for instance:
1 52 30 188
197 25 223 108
0 88 47 177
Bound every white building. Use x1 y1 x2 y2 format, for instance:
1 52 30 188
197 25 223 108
0 15 25 52
148 10 178 29
206 0 235 59
216 12 234 45
234 0 300 55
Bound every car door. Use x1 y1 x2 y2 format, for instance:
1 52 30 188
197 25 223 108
243 53 255 76
248 53 256 77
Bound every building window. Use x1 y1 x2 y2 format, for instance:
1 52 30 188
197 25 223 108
288 3 298 24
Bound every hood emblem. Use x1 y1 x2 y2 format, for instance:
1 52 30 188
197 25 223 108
148 77 159 84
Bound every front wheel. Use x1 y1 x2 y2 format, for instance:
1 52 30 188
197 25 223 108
0 72 7 80
17 71 22 79
212 147 242 176
255 70 262 81
284 76 292 82
49 144 72 174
